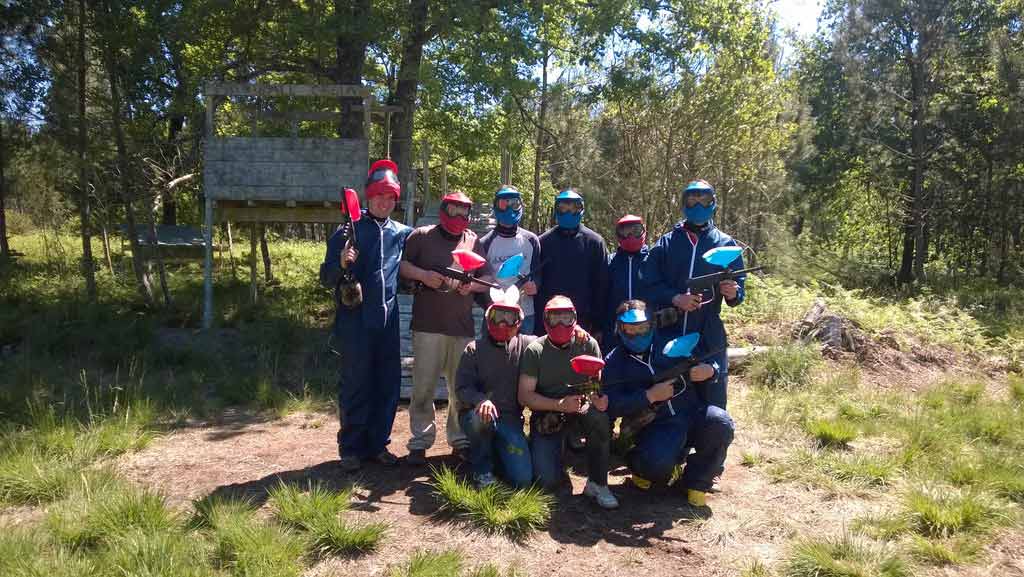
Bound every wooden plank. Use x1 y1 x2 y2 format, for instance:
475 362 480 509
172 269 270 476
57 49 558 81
216 206 344 224
205 83 369 98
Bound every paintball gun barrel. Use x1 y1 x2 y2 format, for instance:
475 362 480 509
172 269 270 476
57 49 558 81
514 258 549 288
686 265 764 292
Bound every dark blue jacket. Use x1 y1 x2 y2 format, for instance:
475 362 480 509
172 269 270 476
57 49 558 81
536 225 609 332
320 213 412 333
605 246 649 335
639 221 745 354
603 344 718 423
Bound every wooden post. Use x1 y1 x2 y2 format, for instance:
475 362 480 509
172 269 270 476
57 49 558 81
385 111 392 158
363 95 374 159
249 222 258 303
202 91 215 329
225 221 237 279
405 170 416 226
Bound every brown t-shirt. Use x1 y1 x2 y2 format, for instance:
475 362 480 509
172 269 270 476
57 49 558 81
403 225 488 337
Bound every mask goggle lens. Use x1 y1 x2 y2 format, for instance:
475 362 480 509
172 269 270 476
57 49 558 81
495 198 522 212
684 191 715 207
544 309 576 327
369 169 397 184
618 321 652 338
487 308 521 326
443 202 471 218
555 200 583 215
617 223 645 239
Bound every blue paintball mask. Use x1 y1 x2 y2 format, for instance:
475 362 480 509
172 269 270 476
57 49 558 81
617 308 654 354
554 189 584 229
683 180 716 224
493 186 523 227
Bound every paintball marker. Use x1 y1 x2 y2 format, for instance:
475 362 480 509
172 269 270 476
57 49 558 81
495 254 549 289
566 355 605 396
411 249 500 293
686 245 764 293
337 188 363 309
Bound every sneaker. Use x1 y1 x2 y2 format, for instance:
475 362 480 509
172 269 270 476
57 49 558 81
687 489 707 507
583 480 619 510
474 472 497 488
339 455 361 473
709 475 722 493
373 450 399 466
405 449 427 466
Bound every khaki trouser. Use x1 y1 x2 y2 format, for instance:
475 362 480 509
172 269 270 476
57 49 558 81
407 331 472 451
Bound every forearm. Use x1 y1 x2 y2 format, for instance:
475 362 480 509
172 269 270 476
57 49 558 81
399 260 430 282
518 388 565 412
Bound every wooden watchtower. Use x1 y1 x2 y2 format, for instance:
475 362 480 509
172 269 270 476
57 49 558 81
201 83 405 329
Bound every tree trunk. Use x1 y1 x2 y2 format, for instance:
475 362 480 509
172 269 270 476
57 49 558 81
0 121 9 259
530 41 549 233
335 0 371 138
102 7 154 305
260 224 273 283
100 223 114 274
77 0 97 298
391 0 430 197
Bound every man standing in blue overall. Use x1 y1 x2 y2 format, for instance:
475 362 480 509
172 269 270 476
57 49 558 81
639 180 745 409
604 214 650 351
320 160 412 472
602 300 734 507
535 189 609 338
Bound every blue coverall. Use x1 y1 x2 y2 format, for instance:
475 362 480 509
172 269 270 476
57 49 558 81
603 344 734 491
639 221 745 409
604 246 650 351
321 213 412 459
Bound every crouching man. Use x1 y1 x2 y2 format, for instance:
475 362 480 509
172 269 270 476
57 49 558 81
454 296 534 488
518 295 617 509
602 300 734 507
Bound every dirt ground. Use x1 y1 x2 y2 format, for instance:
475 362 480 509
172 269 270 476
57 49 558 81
113 372 1024 577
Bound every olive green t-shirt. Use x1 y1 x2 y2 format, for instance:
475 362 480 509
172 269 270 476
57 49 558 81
519 335 601 399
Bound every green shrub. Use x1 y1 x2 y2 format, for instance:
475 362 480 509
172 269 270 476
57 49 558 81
748 344 820 390
904 486 1006 538
48 479 179 548
97 529 215 577
0 449 80 505
906 534 980 566
206 499 306 577
269 482 386 556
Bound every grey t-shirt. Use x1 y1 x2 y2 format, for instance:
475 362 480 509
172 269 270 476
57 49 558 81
519 335 601 399
484 234 536 317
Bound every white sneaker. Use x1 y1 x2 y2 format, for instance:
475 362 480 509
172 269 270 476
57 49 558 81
474 472 497 488
583 480 619 509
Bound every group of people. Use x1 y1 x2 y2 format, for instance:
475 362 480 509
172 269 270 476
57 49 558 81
320 159 746 510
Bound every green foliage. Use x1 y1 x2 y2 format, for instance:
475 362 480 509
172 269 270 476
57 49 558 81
430 465 553 540
747 344 821 390
903 486 1007 538
47 478 179 549
205 498 306 577
0 449 81 505
1009 374 1024 403
268 482 386 556
906 534 980 566
741 559 774 577
805 418 859 448
97 529 216 577
783 534 910 577
388 550 465 577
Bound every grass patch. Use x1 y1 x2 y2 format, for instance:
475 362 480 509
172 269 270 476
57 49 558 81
747 344 820 390
741 559 773 577
903 486 1008 538
268 482 386 556
805 418 858 448
205 497 306 577
98 529 215 577
388 550 464 577
784 533 910 577
906 534 981 566
1010 374 1024 403
48 477 179 549
740 450 767 467
0 449 81 504
430 465 553 540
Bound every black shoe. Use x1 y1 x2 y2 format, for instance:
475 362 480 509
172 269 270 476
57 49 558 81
406 449 427 466
373 450 399 466
339 455 361 473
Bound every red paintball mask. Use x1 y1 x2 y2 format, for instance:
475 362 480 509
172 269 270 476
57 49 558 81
616 214 646 253
439 192 472 235
366 159 400 200
486 303 523 343
543 299 577 346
